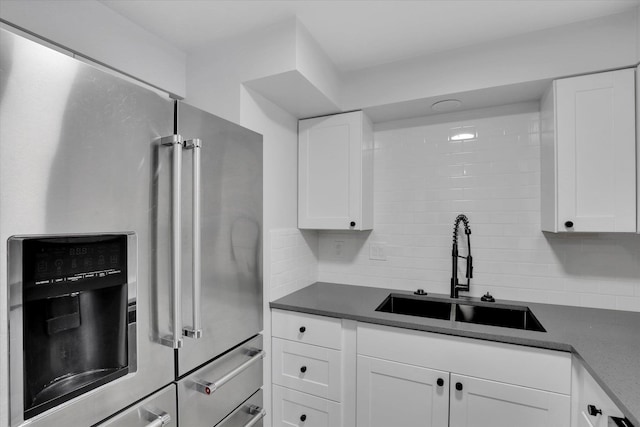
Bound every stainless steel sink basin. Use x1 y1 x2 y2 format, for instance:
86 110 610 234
375 294 546 332
375 294 452 320
455 303 546 332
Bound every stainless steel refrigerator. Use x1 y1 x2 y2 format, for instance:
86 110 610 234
0 28 265 427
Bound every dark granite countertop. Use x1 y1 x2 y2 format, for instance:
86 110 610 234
270 282 640 426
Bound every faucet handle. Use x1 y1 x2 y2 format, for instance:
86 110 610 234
466 255 473 279
481 292 495 302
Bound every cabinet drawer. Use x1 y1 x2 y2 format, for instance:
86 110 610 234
272 338 342 401
273 385 342 427
272 309 342 349
358 323 571 394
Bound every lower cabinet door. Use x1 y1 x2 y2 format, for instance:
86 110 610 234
272 385 342 427
356 355 449 427
449 374 571 427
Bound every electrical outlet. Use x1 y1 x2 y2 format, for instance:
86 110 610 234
334 240 345 257
369 242 387 261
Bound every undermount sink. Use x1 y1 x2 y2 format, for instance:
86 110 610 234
376 294 452 320
455 303 546 332
375 294 546 332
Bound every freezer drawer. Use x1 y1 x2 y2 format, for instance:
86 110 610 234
216 389 265 427
97 384 176 427
178 334 264 427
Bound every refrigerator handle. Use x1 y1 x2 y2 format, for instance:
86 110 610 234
139 406 172 427
160 134 184 349
183 138 203 339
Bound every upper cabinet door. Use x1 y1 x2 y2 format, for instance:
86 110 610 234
298 111 373 230
542 69 636 233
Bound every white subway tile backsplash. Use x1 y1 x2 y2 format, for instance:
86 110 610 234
316 110 640 312
269 229 318 301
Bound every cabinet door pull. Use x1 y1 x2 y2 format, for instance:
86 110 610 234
564 220 574 228
587 404 602 416
437 378 444 387
300 366 307 373
350 221 356 227
299 326 306 333
300 414 307 422
455 382 463 391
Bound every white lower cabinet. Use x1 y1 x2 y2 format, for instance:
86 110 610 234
572 358 626 427
272 311 579 427
271 310 356 427
356 323 572 427
449 374 570 427
356 355 449 427
356 357 570 427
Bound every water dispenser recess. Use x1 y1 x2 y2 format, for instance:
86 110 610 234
18 234 131 419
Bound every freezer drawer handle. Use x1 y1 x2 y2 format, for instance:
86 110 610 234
140 406 171 427
193 349 265 395
183 138 203 340
244 405 267 427
160 134 184 349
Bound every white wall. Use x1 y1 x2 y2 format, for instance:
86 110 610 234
317 106 640 312
637 5 640 61
0 0 186 97
294 22 341 107
341 12 637 111
186 19 297 123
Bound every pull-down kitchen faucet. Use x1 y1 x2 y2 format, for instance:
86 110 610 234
451 214 473 298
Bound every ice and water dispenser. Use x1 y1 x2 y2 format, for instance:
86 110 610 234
9 234 136 419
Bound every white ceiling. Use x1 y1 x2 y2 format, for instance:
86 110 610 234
100 0 639 72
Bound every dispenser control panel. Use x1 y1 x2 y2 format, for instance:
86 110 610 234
22 234 128 298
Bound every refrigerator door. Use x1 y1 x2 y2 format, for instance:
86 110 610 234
176 102 263 375
0 28 175 427
177 334 264 427
96 384 177 427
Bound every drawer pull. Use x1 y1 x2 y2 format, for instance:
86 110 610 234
299 326 306 333
244 405 267 427
194 348 265 395
300 366 307 373
300 414 307 422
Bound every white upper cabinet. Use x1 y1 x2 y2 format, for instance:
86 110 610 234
298 111 373 230
541 69 636 233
